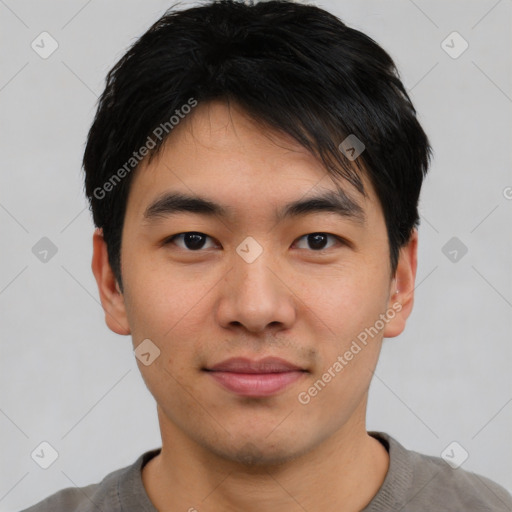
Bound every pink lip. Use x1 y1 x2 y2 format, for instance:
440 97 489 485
205 357 307 397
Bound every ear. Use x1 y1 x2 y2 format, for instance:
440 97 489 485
382 228 418 338
91 228 131 335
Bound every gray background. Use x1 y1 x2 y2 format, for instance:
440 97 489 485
1 0 511 510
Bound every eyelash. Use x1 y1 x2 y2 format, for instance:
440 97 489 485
163 231 346 252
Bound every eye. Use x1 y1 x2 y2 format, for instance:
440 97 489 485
163 231 344 252
164 232 217 251
293 233 342 251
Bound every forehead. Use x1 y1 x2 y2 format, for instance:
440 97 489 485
125 100 382 228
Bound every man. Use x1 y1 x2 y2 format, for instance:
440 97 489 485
23 0 512 510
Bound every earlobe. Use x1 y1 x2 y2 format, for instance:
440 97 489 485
91 228 131 335
383 229 418 338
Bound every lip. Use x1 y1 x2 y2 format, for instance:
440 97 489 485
207 357 304 373
204 357 307 397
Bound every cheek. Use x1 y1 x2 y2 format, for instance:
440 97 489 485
122 254 210 339
295 262 388 334
297 327 383 422
299 264 390 390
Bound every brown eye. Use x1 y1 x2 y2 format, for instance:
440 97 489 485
294 233 341 251
165 232 216 251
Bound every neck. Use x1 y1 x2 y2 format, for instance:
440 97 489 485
142 406 389 512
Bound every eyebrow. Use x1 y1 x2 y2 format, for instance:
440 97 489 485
143 188 366 225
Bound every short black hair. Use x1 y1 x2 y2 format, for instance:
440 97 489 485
83 0 431 290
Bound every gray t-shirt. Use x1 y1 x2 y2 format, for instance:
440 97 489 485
21 431 512 511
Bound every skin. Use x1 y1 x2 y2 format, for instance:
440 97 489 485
92 99 418 512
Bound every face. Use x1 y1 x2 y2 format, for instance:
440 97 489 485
93 100 416 465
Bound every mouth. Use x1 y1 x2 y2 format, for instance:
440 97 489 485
203 357 308 397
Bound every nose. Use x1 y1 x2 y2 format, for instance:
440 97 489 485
215 248 297 334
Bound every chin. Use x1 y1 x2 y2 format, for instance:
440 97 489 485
206 436 309 467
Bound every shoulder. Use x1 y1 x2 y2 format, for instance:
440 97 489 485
20 482 104 512
369 432 512 512
411 449 512 510
20 449 160 512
